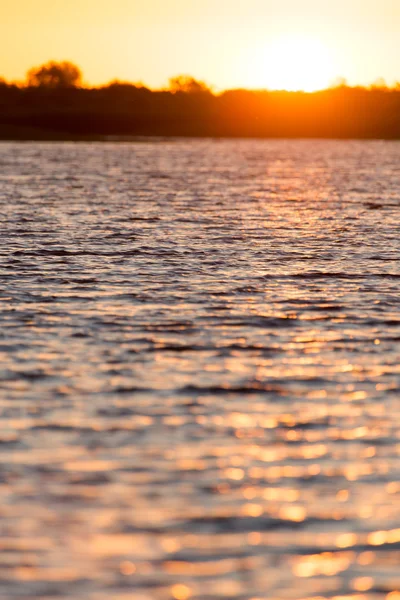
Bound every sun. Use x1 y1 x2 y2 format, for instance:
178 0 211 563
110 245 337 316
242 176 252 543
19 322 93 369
248 36 337 92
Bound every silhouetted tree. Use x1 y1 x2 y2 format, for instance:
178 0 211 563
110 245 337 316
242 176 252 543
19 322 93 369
169 75 211 94
370 78 388 90
26 61 82 88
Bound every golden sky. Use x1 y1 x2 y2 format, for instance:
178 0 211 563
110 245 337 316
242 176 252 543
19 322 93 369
1 0 399 90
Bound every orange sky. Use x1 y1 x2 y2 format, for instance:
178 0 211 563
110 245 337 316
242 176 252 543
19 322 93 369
1 0 399 90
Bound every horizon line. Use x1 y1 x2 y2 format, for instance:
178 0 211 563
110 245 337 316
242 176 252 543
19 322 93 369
1 60 400 94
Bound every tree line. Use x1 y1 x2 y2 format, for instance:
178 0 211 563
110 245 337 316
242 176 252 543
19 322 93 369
1 61 400 139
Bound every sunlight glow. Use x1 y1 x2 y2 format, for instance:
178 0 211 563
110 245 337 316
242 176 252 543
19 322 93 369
251 36 337 92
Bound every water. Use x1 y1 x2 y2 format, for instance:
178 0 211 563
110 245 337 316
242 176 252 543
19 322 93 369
0 139 399 600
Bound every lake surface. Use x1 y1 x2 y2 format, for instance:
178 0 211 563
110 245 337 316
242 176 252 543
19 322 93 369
0 139 399 600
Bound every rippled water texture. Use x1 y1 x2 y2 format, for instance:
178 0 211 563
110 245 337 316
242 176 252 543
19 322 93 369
1 140 400 600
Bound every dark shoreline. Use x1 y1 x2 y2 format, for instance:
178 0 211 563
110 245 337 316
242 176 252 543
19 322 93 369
2 84 400 141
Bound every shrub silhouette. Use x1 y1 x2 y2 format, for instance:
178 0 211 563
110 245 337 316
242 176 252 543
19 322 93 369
26 61 82 88
169 75 211 94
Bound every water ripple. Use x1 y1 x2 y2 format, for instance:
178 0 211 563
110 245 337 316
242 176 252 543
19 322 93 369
0 139 399 600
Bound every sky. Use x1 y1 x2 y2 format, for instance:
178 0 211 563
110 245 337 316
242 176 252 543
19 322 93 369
1 0 400 91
